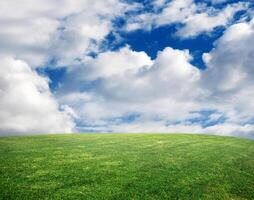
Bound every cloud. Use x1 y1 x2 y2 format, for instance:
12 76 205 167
74 46 153 80
124 0 248 38
57 46 205 130
0 0 138 135
56 17 254 138
108 122 254 139
0 0 136 66
200 18 254 130
204 123 254 139
0 0 254 138
0 56 75 135
124 0 195 32
203 19 254 92
176 2 247 38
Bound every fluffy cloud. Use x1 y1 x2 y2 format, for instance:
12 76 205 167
125 0 248 38
176 3 247 38
56 17 254 138
0 0 135 66
203 19 254 92
201 18 254 128
1 0 254 138
125 0 195 32
57 46 205 130
108 122 254 139
0 0 136 135
0 56 75 135
75 46 153 80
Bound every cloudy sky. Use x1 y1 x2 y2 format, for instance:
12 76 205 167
0 0 254 138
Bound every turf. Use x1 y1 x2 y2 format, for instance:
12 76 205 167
0 134 253 200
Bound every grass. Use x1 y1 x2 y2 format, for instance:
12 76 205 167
0 133 253 200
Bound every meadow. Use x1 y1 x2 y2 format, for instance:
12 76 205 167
0 134 253 200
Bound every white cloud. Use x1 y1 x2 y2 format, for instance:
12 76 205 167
0 56 75 135
0 0 138 135
204 123 254 139
202 19 254 95
200 18 254 128
125 0 248 38
57 18 254 138
75 120 254 139
176 3 247 38
58 46 205 130
0 0 136 66
0 0 254 138
76 46 201 99
75 46 153 80
125 0 195 32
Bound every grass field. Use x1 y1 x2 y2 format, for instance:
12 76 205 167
0 134 253 200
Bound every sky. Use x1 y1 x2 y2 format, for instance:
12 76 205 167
0 0 254 138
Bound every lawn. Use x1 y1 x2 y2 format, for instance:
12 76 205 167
0 134 253 200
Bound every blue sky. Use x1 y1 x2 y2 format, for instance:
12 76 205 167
0 0 254 138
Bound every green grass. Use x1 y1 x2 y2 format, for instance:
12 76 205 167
0 134 253 200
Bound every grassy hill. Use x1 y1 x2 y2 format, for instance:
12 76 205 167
0 134 253 200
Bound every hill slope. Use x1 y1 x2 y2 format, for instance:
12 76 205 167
0 134 253 200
